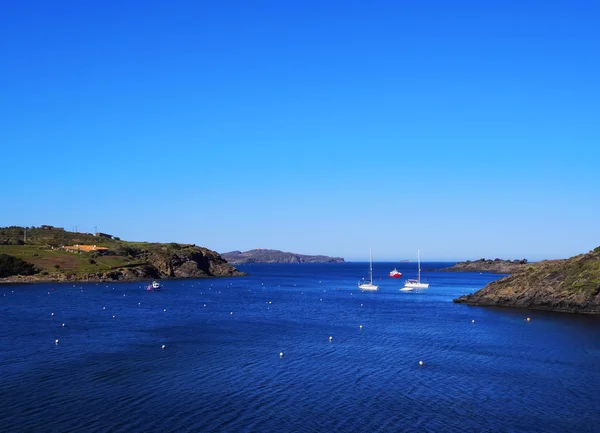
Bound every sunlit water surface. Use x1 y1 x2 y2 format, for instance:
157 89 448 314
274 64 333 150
1 262 599 432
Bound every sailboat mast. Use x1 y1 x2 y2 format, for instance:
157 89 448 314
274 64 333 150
369 249 373 284
417 248 421 283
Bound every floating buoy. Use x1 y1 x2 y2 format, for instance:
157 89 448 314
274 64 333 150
164 309 166 312
103 307 106 310
204 304 206 307
162 344 166 350
280 352 284 358
61 323 65 327
138 302 141 306
361 304 363 307
527 317 531 322
419 360 423 366
472 320 475 323
230 312 233 315
329 336 333 341
112 315 116 319
55 339 59 344
360 325 363 329
51 312 54 316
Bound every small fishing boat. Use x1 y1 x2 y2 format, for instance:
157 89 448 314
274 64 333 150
389 268 402 278
146 281 161 291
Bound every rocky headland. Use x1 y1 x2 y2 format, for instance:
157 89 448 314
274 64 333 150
453 247 600 314
440 258 528 274
0 226 244 284
222 249 344 264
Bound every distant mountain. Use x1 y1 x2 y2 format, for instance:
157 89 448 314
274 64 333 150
439 258 528 274
222 249 345 264
454 247 600 314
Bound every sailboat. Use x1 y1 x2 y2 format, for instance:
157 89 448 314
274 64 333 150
358 249 379 291
402 249 429 289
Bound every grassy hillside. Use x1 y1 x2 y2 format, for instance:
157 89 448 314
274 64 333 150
0 226 243 282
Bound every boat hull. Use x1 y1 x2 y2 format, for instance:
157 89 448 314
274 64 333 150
403 282 429 289
358 283 379 291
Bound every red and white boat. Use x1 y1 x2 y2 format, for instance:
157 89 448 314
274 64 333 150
389 268 402 278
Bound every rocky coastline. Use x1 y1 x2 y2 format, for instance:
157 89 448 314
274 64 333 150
439 258 528 274
454 247 600 314
222 249 344 264
0 226 244 284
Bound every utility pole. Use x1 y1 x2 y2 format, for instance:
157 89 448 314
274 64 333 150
24 227 26 243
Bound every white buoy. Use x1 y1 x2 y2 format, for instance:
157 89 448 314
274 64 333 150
162 344 166 350
61 323 65 327
55 339 59 344
112 315 116 319
51 312 54 316
138 302 141 306
164 309 166 312
360 325 363 329
103 307 106 310
230 312 233 315
419 360 423 366
280 352 284 358
204 304 206 307
361 304 363 307
472 320 475 323
329 336 333 341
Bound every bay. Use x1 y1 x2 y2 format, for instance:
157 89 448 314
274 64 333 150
1 262 599 432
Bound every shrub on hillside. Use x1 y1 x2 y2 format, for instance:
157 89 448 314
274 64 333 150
0 254 38 278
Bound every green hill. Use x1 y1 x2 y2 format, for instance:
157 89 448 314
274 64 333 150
0 226 244 283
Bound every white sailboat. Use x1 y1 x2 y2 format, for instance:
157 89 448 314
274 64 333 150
402 249 429 289
358 249 379 291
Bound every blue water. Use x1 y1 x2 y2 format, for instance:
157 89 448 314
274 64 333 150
1 262 599 432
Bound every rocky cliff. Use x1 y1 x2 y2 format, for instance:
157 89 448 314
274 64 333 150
222 249 345 264
453 247 600 314
440 258 528 274
0 226 244 283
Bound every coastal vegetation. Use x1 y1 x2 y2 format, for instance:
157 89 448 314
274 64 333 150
454 247 600 314
0 226 243 283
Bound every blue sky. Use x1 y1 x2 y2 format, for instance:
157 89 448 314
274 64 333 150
1 0 598 261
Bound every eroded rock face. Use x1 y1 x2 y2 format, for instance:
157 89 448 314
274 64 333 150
454 247 600 314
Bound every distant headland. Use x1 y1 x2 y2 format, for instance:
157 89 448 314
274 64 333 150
221 249 345 264
439 258 528 274
454 247 600 314
0 225 244 284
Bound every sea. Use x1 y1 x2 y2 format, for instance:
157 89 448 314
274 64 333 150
1 262 599 433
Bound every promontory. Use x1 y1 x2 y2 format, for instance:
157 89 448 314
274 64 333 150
439 258 528 274
221 249 344 264
0 226 244 283
453 247 600 314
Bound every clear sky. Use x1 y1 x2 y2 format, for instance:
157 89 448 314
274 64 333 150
1 1 599 261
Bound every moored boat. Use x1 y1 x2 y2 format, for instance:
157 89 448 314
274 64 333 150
358 249 379 291
389 268 402 278
146 280 161 291
402 249 429 289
